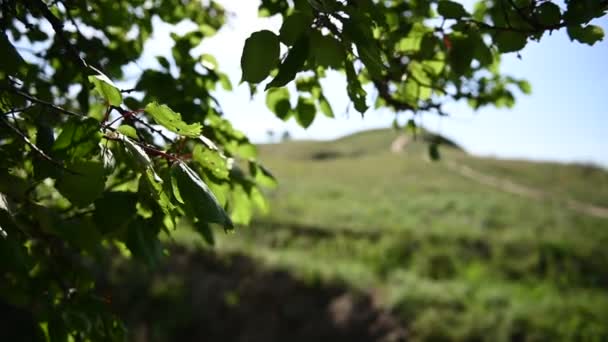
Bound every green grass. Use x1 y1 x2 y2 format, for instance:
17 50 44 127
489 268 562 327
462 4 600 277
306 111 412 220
174 128 608 341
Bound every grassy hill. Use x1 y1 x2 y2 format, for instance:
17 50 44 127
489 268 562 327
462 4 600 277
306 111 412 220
129 128 608 341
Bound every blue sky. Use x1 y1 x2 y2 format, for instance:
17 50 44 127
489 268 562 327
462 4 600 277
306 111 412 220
137 1 607 166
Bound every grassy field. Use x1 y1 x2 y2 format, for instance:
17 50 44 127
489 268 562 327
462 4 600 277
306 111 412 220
163 128 608 341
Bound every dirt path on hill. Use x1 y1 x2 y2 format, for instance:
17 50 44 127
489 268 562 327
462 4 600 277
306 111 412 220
445 160 608 219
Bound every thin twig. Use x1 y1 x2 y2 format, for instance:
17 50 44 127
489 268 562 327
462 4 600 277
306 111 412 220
0 116 78 174
119 88 138 94
2 106 33 116
111 106 174 143
26 0 88 71
2 86 83 117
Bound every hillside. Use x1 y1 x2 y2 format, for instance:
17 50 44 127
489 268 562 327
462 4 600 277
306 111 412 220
114 128 608 341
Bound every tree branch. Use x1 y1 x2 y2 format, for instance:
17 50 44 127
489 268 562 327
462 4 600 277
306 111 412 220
0 116 78 174
2 86 83 117
25 0 88 71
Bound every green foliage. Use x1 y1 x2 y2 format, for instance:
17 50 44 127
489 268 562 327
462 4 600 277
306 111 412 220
89 74 122 106
250 0 605 122
240 30 280 83
0 0 605 340
266 88 292 120
437 0 470 19
145 102 202 137
171 162 232 228
266 36 310 89
56 160 107 206
567 24 605 45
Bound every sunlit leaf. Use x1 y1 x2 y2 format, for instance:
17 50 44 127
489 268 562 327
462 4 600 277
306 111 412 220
266 87 292 120
145 102 202 137
53 117 102 160
193 144 229 180
249 161 278 188
567 25 604 45
88 74 122 106
295 96 316 128
117 124 138 139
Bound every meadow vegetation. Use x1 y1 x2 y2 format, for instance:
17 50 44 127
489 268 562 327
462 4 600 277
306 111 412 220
151 129 608 341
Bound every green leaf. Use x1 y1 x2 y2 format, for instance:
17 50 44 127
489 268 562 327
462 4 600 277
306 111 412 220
345 59 368 114
100 145 115 173
399 79 420 107
279 11 313 46
139 168 174 216
171 162 232 229
419 33 439 59
493 31 528 53
250 186 269 214
118 133 155 173
56 160 107 206
536 2 561 26
230 183 252 225
52 117 102 160
88 74 122 106
219 73 233 91
408 61 432 100
567 25 604 45
241 30 280 83
357 43 385 79
437 0 469 19
343 17 384 78
157 56 170 70
295 97 316 128
309 31 344 69
200 53 218 70
193 144 229 180
564 0 603 25
473 38 493 67
170 172 184 205
117 124 138 139
266 87 292 120
449 35 475 74
145 102 202 137
318 95 334 118
237 143 258 159
396 23 427 52
249 161 278 188
517 80 532 94
265 35 310 90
